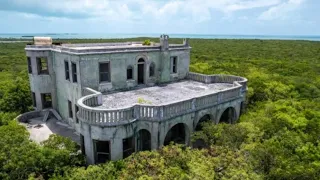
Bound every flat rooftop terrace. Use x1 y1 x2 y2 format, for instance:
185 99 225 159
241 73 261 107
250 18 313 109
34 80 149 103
99 80 233 109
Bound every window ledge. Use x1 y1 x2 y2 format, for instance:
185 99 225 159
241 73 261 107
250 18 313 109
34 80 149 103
99 82 112 85
126 79 135 83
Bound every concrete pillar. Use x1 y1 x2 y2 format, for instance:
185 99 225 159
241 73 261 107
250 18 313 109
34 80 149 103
82 123 95 164
110 138 123 160
150 122 160 149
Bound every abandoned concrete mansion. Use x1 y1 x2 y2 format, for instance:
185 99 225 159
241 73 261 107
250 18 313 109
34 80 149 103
23 35 247 164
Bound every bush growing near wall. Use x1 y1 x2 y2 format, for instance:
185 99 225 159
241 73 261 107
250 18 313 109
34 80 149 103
0 39 320 179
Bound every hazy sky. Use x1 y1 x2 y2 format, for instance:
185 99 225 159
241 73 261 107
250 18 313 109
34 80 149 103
0 0 319 35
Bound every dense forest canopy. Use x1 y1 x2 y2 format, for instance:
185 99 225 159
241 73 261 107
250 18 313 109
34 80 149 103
0 38 320 179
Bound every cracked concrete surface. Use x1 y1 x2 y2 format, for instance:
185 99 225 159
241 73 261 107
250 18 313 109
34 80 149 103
21 117 80 144
100 80 233 109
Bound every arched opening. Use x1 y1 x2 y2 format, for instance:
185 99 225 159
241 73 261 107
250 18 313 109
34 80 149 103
137 129 151 151
219 107 236 124
127 65 133 80
240 102 245 115
193 114 212 149
149 62 155 77
137 58 145 84
195 114 211 131
164 123 186 146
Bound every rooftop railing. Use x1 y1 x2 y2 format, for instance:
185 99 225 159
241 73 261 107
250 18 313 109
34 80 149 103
77 73 247 126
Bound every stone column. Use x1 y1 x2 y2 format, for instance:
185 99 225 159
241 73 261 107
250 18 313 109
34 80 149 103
110 138 123 161
82 123 95 164
150 122 160 149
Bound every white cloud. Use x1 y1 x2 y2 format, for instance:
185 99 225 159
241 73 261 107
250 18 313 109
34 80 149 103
1 0 307 24
259 0 305 20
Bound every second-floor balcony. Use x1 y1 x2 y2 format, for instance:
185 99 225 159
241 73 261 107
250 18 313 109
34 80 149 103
77 72 247 126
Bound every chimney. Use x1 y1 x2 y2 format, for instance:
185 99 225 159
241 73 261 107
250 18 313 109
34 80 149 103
160 34 169 51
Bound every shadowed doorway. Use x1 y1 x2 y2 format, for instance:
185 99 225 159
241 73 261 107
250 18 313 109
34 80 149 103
138 58 145 84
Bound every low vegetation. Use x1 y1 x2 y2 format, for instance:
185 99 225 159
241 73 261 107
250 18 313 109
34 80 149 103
0 38 320 179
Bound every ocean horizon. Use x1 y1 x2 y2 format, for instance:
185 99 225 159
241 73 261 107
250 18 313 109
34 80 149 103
0 33 320 41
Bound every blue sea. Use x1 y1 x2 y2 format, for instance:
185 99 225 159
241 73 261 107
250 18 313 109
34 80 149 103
0 33 320 41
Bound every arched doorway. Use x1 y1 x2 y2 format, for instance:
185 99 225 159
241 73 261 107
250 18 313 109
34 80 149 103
137 58 145 84
195 114 211 131
137 129 151 151
219 107 236 124
193 114 212 149
164 123 187 146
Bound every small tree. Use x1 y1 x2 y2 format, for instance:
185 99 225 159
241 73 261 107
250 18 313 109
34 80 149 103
143 39 151 46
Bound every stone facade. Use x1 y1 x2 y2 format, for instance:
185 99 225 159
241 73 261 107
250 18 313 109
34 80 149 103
25 35 247 164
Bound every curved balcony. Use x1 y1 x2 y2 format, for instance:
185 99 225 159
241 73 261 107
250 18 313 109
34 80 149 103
77 72 247 127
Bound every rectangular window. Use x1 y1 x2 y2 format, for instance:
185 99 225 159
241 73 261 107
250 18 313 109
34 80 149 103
99 62 110 83
123 136 134 158
32 92 36 107
65 61 70 81
41 93 52 108
95 140 110 164
170 56 177 73
75 104 79 123
127 66 133 80
37 57 48 74
68 100 73 118
71 62 77 83
27 57 32 74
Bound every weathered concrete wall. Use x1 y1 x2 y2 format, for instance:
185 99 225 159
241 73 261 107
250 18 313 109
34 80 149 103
80 97 244 164
26 50 56 110
53 52 82 129
79 49 190 92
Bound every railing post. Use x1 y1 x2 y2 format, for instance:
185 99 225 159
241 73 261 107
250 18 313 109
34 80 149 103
205 75 210 84
97 94 102 105
192 99 196 110
159 106 164 120
134 105 140 119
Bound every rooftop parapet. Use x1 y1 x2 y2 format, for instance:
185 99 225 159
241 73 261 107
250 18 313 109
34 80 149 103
76 73 247 127
25 35 191 54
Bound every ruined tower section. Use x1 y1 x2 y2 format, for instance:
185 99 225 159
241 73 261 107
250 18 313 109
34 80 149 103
159 34 171 82
25 37 56 110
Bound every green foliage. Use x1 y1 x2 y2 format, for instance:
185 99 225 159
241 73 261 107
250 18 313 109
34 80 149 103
137 97 152 104
1 39 320 179
0 121 84 180
0 111 19 126
142 39 151 46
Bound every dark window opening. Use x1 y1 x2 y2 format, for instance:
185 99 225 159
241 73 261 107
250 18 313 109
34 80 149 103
123 136 134 158
99 62 110 83
137 129 151 151
41 93 52 108
75 105 79 123
149 63 155 77
95 140 110 164
171 56 177 73
32 92 36 107
37 57 48 74
80 134 85 155
27 57 32 74
68 100 73 118
127 66 133 80
65 61 70 81
71 62 77 83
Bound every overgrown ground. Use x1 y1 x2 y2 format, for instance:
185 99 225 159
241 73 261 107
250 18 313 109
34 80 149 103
0 38 320 179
